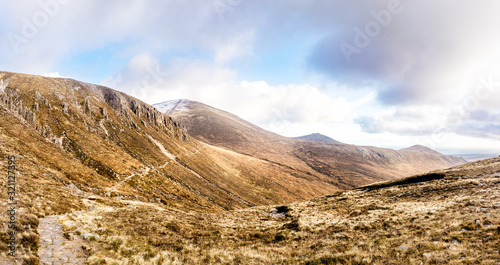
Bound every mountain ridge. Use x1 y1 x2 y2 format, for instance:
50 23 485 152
154 99 466 190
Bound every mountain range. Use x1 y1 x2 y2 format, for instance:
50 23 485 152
0 71 465 211
0 72 474 264
154 99 465 190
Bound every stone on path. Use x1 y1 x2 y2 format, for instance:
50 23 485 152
38 215 87 265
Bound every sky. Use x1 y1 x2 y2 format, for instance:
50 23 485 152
1 0 499 155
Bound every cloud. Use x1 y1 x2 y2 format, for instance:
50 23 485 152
356 102 500 143
0 0 256 76
42 72 66 78
103 54 357 134
306 0 500 106
355 114 439 136
2 0 500 151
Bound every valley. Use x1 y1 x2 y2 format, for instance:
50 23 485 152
0 72 493 264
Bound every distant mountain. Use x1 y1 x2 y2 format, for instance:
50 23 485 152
294 133 340 144
450 153 498 162
154 99 466 189
400 145 443 155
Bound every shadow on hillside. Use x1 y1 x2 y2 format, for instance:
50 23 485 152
358 173 446 192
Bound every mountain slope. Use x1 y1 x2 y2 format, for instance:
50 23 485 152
155 99 287 147
294 133 340 143
155 99 466 189
3 71 385 263
0 72 348 216
12 156 497 264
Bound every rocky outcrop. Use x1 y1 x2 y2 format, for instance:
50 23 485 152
84 97 91 115
0 75 191 165
0 86 37 127
34 91 42 101
42 99 50 107
100 107 108 119
0 77 10 94
61 102 69 113
102 88 123 113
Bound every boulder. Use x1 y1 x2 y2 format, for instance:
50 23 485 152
61 102 69 113
398 245 409 251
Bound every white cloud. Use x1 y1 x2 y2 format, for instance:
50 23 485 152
42 72 66 78
2 0 499 154
102 54 358 135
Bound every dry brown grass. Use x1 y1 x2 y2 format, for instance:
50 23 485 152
48 159 499 264
167 99 466 190
0 72 497 264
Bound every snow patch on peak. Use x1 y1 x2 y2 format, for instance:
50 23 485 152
153 99 190 114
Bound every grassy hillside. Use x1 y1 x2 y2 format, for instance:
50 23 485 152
4 157 496 264
0 72 338 263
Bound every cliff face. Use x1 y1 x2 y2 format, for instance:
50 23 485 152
0 74 189 151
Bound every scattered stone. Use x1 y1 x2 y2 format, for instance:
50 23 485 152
452 239 461 244
62 221 77 230
82 233 100 240
449 243 460 251
475 219 481 225
480 207 488 212
423 253 432 259
493 204 500 209
398 245 409 251
336 233 347 238
82 233 93 240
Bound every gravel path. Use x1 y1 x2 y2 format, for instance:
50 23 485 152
38 215 87 265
